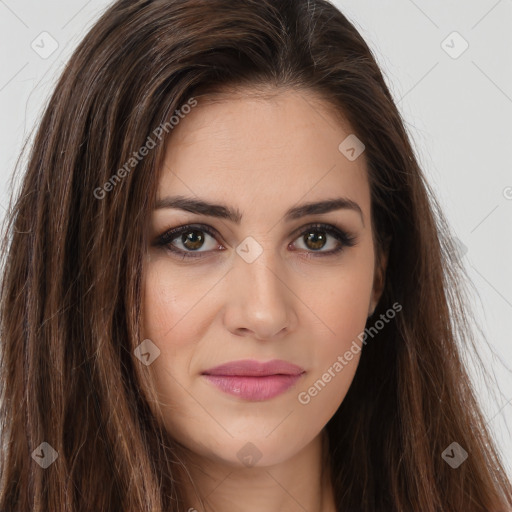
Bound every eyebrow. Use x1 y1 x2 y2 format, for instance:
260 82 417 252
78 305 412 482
154 195 364 225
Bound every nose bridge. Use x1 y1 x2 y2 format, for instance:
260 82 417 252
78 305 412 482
234 235 284 303
223 235 295 338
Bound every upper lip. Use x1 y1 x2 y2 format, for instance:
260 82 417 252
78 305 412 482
202 359 305 377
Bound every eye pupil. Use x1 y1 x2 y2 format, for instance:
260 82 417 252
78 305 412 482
158 223 348 259
304 230 326 251
182 230 205 250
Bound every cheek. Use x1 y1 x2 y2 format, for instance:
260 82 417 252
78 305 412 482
142 257 212 344
303 249 375 346
140 261 203 398
139 269 203 442
294 252 375 413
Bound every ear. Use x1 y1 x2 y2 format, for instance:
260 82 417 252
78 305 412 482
368 237 390 317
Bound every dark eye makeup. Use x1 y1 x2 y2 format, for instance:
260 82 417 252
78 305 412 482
152 222 358 260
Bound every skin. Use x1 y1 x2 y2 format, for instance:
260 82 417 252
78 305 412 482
141 87 387 512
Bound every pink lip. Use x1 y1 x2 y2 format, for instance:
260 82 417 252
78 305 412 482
201 359 305 401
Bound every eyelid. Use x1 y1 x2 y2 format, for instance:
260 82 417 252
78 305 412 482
153 222 357 259
153 223 222 248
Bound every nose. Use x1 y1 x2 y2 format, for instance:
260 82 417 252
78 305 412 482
222 248 298 340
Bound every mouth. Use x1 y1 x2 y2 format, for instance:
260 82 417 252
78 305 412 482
201 359 306 401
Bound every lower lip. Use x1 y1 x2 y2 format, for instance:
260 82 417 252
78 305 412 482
202 374 304 401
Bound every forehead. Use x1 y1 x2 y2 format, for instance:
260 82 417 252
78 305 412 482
157 88 370 219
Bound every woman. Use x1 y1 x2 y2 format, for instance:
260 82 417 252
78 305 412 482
1 0 511 510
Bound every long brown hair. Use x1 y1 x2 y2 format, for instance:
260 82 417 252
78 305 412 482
1 0 511 510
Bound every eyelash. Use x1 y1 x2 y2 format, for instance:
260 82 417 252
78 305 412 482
153 222 357 260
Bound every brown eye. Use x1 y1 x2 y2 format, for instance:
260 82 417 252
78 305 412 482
180 229 207 251
292 224 356 256
154 224 222 258
302 230 328 251
154 222 356 260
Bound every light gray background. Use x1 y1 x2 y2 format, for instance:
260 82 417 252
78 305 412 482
1 0 511 476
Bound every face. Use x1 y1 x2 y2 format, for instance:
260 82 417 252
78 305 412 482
141 88 385 468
